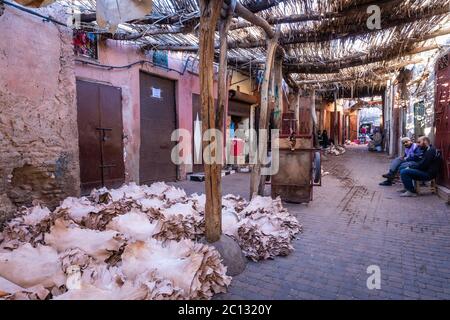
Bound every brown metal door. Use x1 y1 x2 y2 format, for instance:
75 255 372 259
140 72 177 184
76 80 125 194
435 54 450 188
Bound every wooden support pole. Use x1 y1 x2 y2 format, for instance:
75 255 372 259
216 0 235 129
310 89 321 148
250 32 279 198
333 89 338 145
199 0 224 243
273 57 283 130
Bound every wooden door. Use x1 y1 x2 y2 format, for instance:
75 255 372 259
349 114 358 141
76 80 125 194
329 111 341 143
435 54 450 188
139 72 177 184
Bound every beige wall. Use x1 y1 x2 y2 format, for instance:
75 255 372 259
229 71 253 95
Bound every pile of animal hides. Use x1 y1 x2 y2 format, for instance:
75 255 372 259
325 144 346 156
0 182 301 300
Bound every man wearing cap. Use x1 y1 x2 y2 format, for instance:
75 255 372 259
379 137 423 186
399 136 441 197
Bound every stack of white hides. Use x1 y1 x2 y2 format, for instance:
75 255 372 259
0 182 301 299
221 196 302 261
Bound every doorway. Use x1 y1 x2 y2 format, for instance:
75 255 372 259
139 72 177 184
76 80 125 195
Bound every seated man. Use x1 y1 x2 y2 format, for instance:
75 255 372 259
379 137 423 186
399 136 441 197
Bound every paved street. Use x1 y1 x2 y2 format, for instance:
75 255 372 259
174 145 450 300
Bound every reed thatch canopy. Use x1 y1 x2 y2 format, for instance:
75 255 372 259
63 0 450 95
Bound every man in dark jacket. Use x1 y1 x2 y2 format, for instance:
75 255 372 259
399 136 441 197
379 137 423 186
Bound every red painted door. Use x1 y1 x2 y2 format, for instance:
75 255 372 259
435 54 450 188
76 80 125 194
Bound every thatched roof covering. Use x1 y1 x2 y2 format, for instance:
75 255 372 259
62 0 450 93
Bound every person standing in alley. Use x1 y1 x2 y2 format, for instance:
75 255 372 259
321 130 329 148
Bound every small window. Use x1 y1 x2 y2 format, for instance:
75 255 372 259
152 51 169 68
73 30 98 60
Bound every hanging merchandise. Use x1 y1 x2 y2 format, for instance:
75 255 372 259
96 0 153 33
73 30 98 59
256 69 264 86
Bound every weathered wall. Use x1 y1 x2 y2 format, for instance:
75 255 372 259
229 71 253 95
75 41 218 182
0 6 80 225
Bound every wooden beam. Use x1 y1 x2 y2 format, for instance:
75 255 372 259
297 77 390 85
232 1 275 38
141 0 275 52
227 5 450 49
286 45 440 74
149 5 450 52
319 86 386 99
295 60 422 86
97 27 184 40
285 27 450 67
246 0 286 13
80 12 200 25
250 31 279 198
230 0 399 30
80 0 280 25
199 0 224 243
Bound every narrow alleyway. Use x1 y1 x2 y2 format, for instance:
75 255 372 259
174 145 450 300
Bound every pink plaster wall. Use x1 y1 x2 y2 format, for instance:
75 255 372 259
0 6 80 223
75 39 218 183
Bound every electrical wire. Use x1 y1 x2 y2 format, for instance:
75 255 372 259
2 0 68 27
75 58 190 76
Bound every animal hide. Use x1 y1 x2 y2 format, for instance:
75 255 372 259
0 244 65 288
222 208 240 238
44 219 125 261
96 0 153 33
0 205 53 249
152 203 204 241
106 210 158 241
0 181 301 299
0 276 25 298
234 196 302 261
121 239 230 299
0 279 50 300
